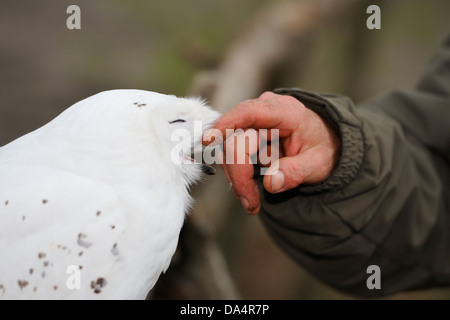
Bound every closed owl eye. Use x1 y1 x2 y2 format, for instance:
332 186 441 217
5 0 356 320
169 119 186 124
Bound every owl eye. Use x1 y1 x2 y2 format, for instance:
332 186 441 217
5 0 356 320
169 119 186 124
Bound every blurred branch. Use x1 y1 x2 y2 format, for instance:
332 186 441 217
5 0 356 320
153 0 357 300
190 0 356 230
191 0 356 109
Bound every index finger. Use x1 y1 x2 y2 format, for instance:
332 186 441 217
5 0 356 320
202 92 305 145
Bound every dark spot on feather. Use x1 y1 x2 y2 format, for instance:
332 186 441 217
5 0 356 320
0 284 5 294
17 280 28 290
53 285 58 291
97 277 106 286
133 101 146 108
111 243 119 256
4 200 8 206
29 268 33 275
62 246 67 250
78 251 83 256
38 252 46 259
79 265 83 270
41 271 46 278
77 233 92 248
91 277 107 294
110 225 116 230
33 287 37 292
43 261 49 267
22 216 26 221
42 199 48 204
96 211 101 217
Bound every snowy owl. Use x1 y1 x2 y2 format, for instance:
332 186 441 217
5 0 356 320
0 89 220 299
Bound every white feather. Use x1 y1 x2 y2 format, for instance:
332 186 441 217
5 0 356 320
0 89 220 299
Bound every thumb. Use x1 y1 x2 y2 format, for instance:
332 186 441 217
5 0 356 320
263 147 329 193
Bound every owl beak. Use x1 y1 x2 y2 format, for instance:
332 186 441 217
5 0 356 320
201 164 216 175
183 155 216 175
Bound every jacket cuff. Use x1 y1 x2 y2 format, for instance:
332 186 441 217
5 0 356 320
273 88 364 194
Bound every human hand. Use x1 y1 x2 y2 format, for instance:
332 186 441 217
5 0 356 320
202 92 341 215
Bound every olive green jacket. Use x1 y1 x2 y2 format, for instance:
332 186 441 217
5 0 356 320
260 35 450 297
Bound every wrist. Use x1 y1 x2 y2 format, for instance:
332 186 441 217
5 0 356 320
271 87 364 194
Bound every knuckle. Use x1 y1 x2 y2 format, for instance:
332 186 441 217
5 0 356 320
284 160 305 186
259 91 276 100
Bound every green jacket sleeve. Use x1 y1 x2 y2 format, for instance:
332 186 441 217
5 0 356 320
259 35 450 297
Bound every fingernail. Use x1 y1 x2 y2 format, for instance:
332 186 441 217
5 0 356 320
271 170 285 193
202 129 216 144
240 196 251 212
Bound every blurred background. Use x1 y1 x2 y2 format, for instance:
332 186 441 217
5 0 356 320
1 0 449 299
